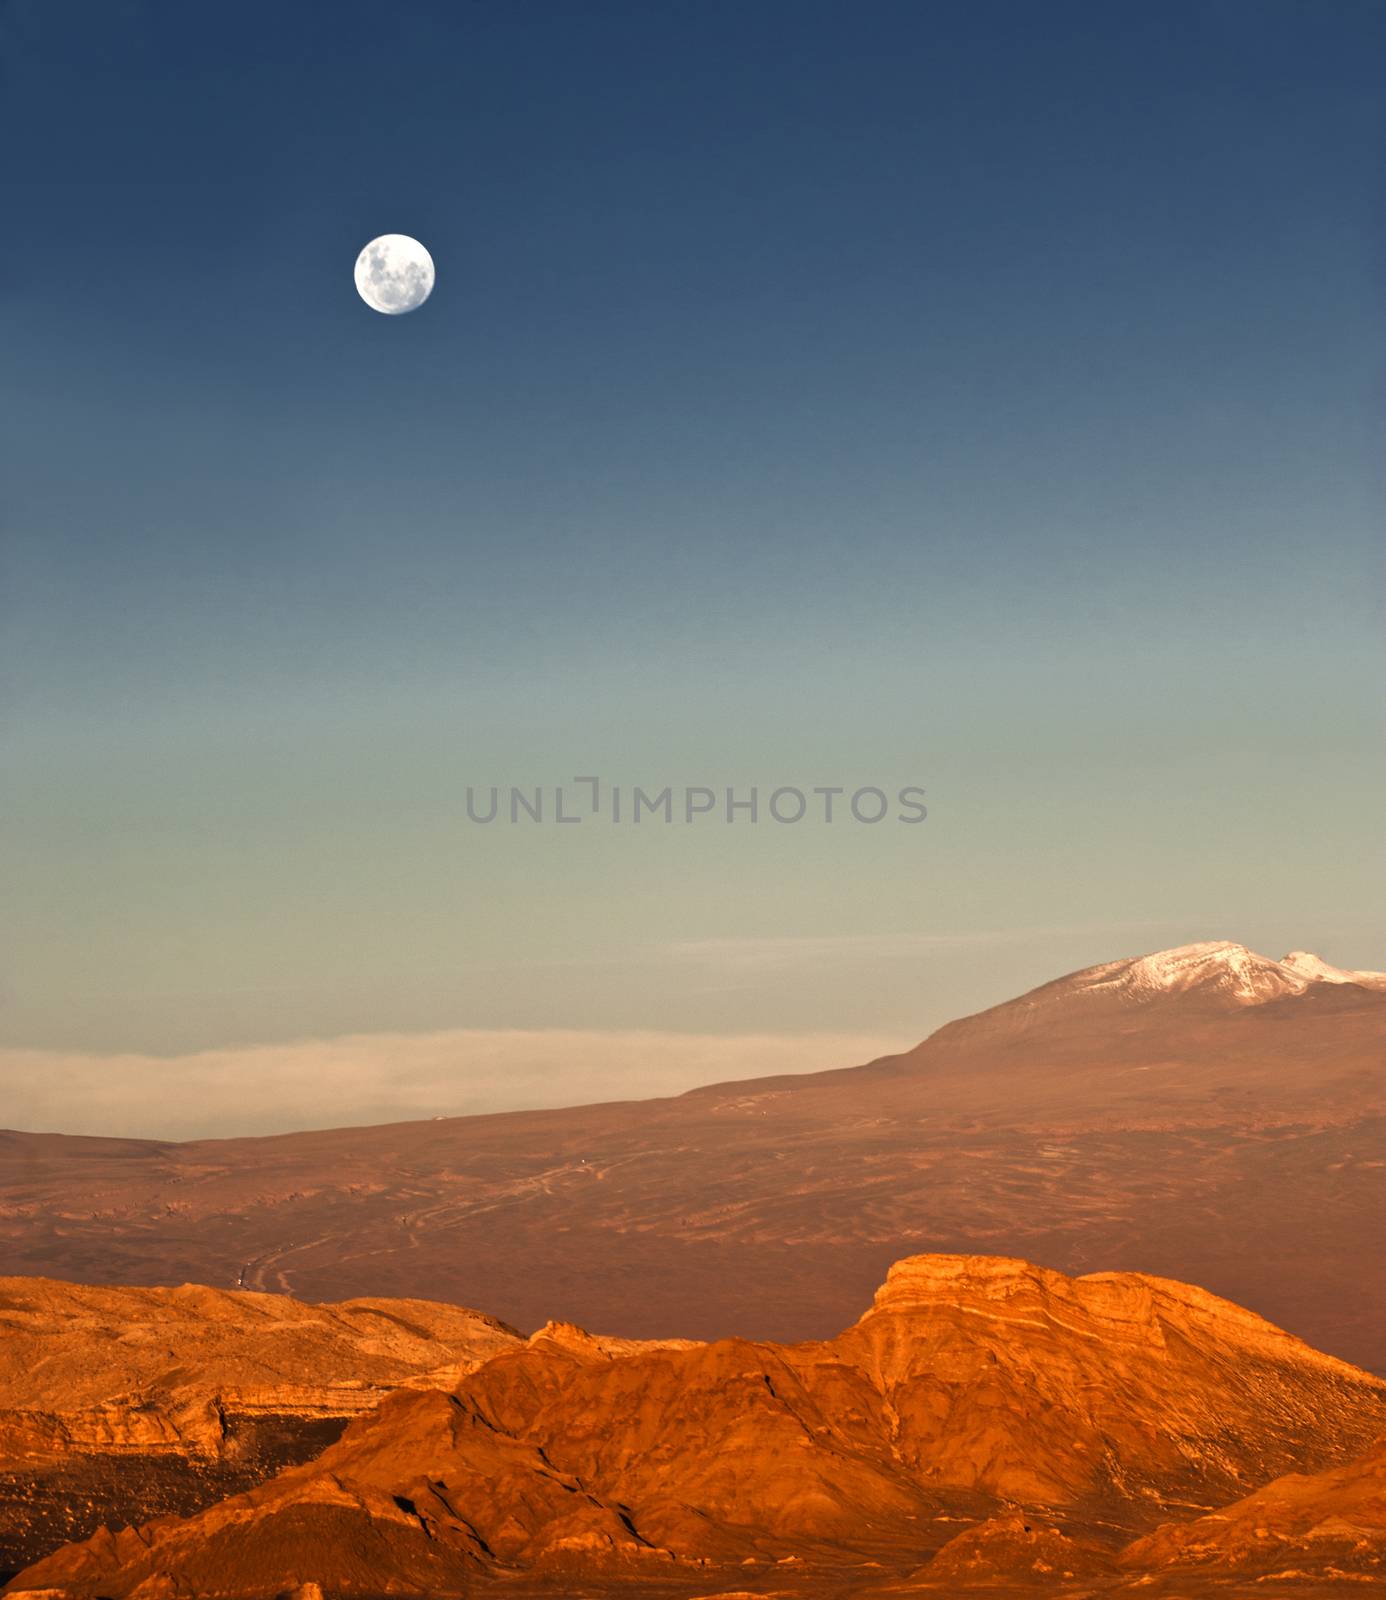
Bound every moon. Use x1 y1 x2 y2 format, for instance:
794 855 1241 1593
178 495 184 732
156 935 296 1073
354 234 435 315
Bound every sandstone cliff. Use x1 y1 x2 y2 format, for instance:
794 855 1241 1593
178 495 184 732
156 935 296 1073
0 1277 522 1577
9 1253 1384 1598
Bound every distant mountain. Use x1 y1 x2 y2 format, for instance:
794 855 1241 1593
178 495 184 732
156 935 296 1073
7 1254 1385 1599
888 937 1386 1062
1013 939 1386 1009
2 941 1383 1369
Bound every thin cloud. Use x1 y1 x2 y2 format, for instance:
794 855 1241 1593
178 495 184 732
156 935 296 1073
0 1027 908 1143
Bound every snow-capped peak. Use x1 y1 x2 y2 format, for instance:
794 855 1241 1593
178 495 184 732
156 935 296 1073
1279 951 1386 989
1066 941 1386 1008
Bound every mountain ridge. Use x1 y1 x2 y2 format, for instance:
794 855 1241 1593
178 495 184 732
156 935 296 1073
7 1251 1386 1599
2 939 1382 1370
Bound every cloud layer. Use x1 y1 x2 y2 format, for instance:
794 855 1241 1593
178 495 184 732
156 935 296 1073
0 1027 909 1142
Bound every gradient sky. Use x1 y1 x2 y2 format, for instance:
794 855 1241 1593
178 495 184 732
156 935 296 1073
2 2 1383 1111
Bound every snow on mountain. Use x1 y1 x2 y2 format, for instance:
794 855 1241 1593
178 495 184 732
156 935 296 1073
1280 949 1386 990
1068 940 1386 1008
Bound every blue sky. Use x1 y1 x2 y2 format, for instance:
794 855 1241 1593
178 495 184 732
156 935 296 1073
2 1 1383 1096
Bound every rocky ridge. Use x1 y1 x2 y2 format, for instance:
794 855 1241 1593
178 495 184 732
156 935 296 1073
0 1278 523 1579
7 1252 1386 1598
1121 1435 1386 1585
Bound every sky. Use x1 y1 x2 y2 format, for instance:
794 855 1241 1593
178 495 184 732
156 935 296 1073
2 1 1383 1134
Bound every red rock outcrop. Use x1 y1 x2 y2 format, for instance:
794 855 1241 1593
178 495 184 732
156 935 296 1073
8 1253 1385 1598
0 1278 523 1577
1120 1435 1386 1585
0 1276 522 1457
912 1515 1114 1588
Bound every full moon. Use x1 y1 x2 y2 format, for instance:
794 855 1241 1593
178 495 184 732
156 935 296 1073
354 234 435 315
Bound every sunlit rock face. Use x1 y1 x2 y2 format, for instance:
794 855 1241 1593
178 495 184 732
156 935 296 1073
0 1278 522 1578
1121 1438 1386 1584
7 1253 1386 1599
